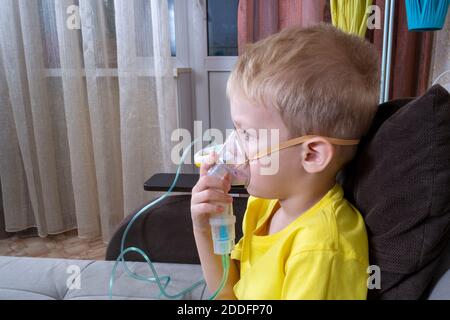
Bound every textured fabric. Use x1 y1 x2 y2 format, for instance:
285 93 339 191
0 0 176 241
339 85 450 300
231 184 369 300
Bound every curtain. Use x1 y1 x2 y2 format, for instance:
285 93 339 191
0 180 10 239
0 0 177 242
430 5 450 91
368 0 435 98
330 0 373 37
237 0 328 54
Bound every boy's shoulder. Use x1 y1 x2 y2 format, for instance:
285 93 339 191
288 188 369 265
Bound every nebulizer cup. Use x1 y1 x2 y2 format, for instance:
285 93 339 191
194 131 250 255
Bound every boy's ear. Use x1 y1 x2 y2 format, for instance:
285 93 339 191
300 137 335 173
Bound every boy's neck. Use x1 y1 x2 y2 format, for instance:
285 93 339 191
278 177 337 219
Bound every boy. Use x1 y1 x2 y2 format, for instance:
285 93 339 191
190 24 380 300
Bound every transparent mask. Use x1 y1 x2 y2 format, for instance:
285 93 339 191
194 130 251 187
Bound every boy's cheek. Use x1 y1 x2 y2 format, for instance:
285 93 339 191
247 163 286 198
247 152 301 198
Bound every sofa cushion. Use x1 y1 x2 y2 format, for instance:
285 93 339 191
0 256 206 300
339 85 450 299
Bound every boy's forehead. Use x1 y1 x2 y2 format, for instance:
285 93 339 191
230 94 281 130
230 94 264 127
230 98 247 127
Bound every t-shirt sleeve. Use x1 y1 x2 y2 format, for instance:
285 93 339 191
230 196 256 261
281 250 368 300
230 237 243 261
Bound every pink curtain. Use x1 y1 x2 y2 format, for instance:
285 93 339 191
237 0 328 54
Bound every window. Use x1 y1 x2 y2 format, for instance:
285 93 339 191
168 0 176 56
207 0 239 56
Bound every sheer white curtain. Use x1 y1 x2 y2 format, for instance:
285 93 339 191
0 0 177 242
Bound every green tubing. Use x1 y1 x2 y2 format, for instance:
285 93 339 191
108 248 230 300
208 254 230 300
109 247 207 300
109 139 231 300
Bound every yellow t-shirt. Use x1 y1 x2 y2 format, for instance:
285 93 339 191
231 184 369 300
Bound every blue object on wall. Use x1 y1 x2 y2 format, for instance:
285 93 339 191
405 0 450 31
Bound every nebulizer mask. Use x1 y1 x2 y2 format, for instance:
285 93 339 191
194 130 251 255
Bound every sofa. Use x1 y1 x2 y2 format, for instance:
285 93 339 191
0 255 209 300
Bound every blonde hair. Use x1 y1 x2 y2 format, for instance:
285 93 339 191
227 23 380 144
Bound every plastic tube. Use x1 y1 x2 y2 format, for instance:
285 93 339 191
108 139 231 300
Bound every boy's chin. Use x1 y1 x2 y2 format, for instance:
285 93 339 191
246 183 278 199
